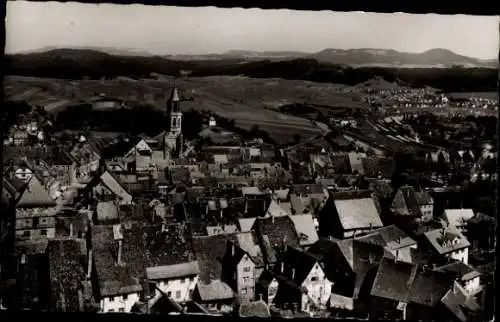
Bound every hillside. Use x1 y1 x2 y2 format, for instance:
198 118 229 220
4 48 498 92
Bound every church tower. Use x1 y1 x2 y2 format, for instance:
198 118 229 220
164 84 184 158
167 85 182 136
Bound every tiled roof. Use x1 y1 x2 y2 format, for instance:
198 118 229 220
441 282 481 322
192 234 235 283
267 200 289 217
424 226 471 255
273 189 290 201
239 300 271 318
238 218 257 233
443 209 475 227
274 246 319 286
348 152 367 174
252 216 300 250
357 225 417 251
196 280 235 302
391 186 423 217
96 201 119 222
290 214 319 247
146 261 200 280
232 231 265 266
91 225 145 297
333 197 383 231
432 261 480 282
16 175 56 208
47 239 86 312
206 225 238 236
291 184 325 195
242 186 267 196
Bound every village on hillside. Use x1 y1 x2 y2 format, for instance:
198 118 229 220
0 80 496 321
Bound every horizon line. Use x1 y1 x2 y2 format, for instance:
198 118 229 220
6 45 497 60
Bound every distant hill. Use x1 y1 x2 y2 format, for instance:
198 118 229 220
13 47 496 68
4 48 498 92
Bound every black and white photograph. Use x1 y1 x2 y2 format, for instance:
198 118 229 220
1 2 498 321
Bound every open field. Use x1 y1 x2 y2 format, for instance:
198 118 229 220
5 75 369 142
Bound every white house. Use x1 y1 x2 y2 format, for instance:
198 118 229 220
146 261 200 303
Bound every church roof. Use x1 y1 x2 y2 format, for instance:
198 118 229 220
170 86 180 102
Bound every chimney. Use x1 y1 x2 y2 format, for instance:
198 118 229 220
244 199 248 214
205 203 209 215
70 223 74 238
281 262 285 273
369 223 373 231
272 216 275 224
398 236 402 244
87 249 93 279
117 240 123 265
291 268 295 280
232 243 235 257
265 264 269 271
395 249 400 260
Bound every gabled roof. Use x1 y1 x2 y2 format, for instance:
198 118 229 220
196 280 235 302
16 175 56 208
267 199 289 217
333 197 383 231
441 281 481 322
289 214 319 247
357 225 417 251
443 209 475 227
424 226 471 255
432 261 481 282
252 216 300 250
391 186 423 217
237 217 257 233
192 234 235 283
47 239 86 312
231 231 266 266
146 261 200 280
274 246 320 286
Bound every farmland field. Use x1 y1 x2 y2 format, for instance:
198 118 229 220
4 75 370 142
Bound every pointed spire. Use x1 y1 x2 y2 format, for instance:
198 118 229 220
170 84 180 102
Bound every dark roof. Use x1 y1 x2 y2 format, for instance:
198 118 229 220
357 225 417 250
330 154 352 173
16 175 56 208
170 167 191 185
391 186 424 217
239 300 271 318
371 257 450 307
274 246 319 286
433 261 480 282
123 223 195 268
252 216 300 250
290 184 325 195
91 225 145 297
46 239 86 312
185 186 207 204
192 234 235 284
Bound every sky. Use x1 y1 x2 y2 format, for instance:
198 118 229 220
5 1 499 59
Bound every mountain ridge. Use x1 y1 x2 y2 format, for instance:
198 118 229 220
10 46 496 67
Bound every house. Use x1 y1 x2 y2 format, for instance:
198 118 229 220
222 242 257 303
252 216 300 254
442 209 475 232
423 226 471 265
347 152 367 174
266 199 289 217
206 225 238 236
47 239 93 312
369 257 451 321
131 289 183 315
86 169 133 205
318 190 383 239
307 238 388 311
289 214 319 248
433 261 482 296
96 200 120 223
90 225 145 313
390 186 434 222
14 175 58 241
230 231 272 277
191 280 235 314
70 141 103 181
441 280 482 322
238 300 271 318
356 225 418 263
256 270 279 306
272 246 333 314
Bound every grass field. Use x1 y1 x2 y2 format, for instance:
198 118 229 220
5 75 369 142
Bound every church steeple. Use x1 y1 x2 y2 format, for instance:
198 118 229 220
166 84 182 136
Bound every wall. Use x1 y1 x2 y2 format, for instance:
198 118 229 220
154 275 198 303
302 262 332 310
237 254 256 302
463 276 481 295
420 205 434 222
100 292 140 313
448 248 469 265
15 208 57 241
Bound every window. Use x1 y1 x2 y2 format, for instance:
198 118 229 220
167 291 172 297
40 229 47 236
243 277 249 283
310 276 318 282
176 291 181 299
123 294 128 300
33 217 39 228
241 288 247 295
243 266 251 272
118 308 125 312
109 297 114 302
23 231 31 237
180 279 185 284
109 309 114 312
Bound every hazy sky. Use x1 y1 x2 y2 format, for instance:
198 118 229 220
5 1 499 59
